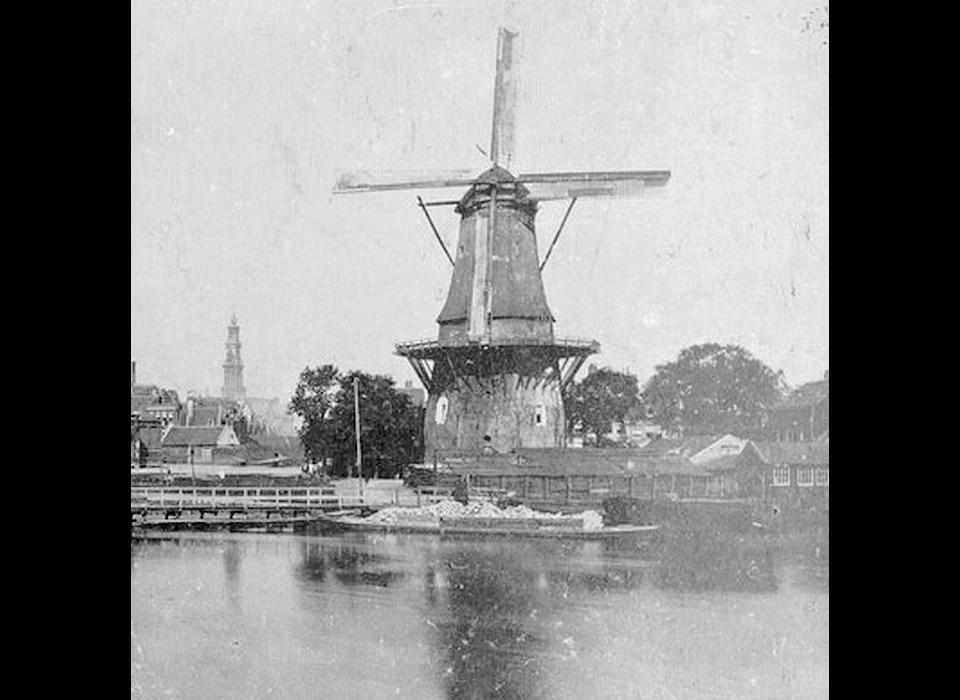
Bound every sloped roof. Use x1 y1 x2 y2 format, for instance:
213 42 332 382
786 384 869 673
633 435 726 459
188 405 222 426
752 441 829 466
677 435 724 456
776 380 829 409
441 447 709 477
699 454 743 472
130 395 153 414
633 438 685 457
135 426 165 450
162 426 224 447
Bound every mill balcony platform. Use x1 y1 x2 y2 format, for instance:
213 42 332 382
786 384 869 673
395 336 599 359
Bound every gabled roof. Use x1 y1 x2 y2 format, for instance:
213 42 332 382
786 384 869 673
677 434 725 457
162 426 224 447
751 441 829 466
135 426 165 450
775 380 829 410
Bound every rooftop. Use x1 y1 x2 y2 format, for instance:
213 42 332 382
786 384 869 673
752 441 829 465
775 379 829 410
162 426 225 447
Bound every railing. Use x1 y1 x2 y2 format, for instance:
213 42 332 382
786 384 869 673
131 486 363 509
395 337 600 353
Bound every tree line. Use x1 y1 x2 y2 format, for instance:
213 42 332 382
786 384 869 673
289 344 789 472
288 365 424 478
566 343 786 441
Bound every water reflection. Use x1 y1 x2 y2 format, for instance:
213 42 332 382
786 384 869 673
222 540 243 613
133 527 829 700
424 549 550 700
653 528 778 593
293 541 407 588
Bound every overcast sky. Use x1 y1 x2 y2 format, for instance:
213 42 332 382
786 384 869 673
131 0 829 402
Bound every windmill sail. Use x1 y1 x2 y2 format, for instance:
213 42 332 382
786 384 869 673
490 28 520 169
332 169 477 194
517 170 671 201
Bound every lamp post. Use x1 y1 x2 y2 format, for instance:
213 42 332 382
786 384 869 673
354 376 363 500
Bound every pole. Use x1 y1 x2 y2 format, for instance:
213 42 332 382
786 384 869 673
417 196 455 267
540 197 577 271
354 376 363 498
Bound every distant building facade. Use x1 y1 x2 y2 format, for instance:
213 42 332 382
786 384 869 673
715 441 830 514
131 359 182 426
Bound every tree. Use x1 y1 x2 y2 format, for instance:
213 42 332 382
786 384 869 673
566 367 641 444
642 343 783 437
288 364 341 466
231 413 250 443
325 371 423 479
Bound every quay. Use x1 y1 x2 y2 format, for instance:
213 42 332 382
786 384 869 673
130 482 457 532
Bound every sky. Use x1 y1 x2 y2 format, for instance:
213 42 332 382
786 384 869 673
131 0 829 402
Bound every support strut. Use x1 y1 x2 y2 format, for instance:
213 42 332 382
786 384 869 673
417 196 455 267
540 197 577 271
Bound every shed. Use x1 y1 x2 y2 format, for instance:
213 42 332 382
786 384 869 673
160 425 242 464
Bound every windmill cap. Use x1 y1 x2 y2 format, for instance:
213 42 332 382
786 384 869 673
475 165 516 184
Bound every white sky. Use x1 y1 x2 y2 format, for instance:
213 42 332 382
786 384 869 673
131 0 829 401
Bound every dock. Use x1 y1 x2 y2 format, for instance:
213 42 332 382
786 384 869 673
131 486 367 532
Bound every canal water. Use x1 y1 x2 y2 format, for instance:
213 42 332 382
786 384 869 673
131 526 828 700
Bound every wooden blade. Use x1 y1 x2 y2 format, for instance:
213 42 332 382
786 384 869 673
333 169 478 194
517 170 671 201
490 28 520 169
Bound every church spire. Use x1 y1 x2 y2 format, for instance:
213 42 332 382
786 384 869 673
221 314 246 400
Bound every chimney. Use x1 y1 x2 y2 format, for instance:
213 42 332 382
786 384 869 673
131 360 136 386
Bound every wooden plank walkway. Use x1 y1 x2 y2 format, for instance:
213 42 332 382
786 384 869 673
131 486 362 532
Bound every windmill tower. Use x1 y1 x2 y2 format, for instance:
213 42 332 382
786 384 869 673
335 29 670 460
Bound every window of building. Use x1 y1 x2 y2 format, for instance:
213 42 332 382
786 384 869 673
435 397 449 425
535 403 546 426
797 467 814 487
773 465 791 486
815 468 829 486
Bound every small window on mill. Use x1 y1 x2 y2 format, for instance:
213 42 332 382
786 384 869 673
535 404 545 426
435 397 449 425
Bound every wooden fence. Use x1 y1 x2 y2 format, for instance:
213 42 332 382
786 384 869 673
466 472 741 506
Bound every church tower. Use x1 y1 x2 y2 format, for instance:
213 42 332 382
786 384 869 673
221 314 246 400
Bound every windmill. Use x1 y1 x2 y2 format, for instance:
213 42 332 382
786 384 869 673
334 28 670 459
